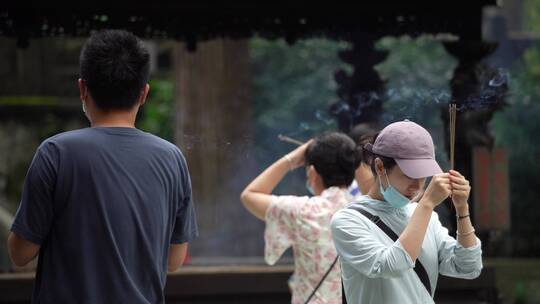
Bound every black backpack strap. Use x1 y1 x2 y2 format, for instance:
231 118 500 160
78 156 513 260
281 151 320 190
349 206 432 296
304 255 339 304
341 274 348 304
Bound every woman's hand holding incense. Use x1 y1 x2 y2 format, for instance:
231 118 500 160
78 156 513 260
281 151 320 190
449 170 471 214
402 173 451 261
448 170 476 247
419 173 452 210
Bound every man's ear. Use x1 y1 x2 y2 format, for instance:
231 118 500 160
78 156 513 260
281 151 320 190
138 83 150 107
78 78 88 102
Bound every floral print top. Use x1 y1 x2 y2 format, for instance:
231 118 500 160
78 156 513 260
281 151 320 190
265 187 353 304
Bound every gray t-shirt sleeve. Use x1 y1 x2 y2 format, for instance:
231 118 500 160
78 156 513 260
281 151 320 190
170 151 198 244
11 142 57 245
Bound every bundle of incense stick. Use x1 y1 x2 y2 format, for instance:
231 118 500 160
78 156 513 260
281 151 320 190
449 103 457 170
277 134 304 146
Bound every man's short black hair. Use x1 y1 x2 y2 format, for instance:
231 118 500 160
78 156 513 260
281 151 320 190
80 29 150 110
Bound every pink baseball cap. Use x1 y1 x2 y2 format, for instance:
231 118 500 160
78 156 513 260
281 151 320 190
365 120 443 179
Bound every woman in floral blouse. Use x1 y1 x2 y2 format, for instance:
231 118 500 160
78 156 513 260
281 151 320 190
241 132 362 304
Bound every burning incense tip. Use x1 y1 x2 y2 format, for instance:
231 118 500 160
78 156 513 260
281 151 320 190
278 134 304 146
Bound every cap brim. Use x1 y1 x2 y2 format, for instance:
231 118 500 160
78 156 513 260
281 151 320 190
395 158 443 179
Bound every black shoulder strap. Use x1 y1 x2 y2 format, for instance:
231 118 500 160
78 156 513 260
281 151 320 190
349 206 432 296
304 255 339 304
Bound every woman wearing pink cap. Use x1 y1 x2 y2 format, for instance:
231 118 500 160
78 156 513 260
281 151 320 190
331 120 482 304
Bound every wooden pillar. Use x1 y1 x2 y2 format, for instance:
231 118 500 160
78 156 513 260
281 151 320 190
173 39 259 257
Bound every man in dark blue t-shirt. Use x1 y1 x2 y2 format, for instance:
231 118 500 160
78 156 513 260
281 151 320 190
7 29 198 303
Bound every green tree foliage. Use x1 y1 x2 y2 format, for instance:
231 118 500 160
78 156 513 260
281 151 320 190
523 0 540 33
249 38 350 193
248 36 459 193
375 35 457 169
138 79 175 142
250 38 349 160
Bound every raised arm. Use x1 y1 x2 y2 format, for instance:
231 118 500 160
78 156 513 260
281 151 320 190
398 173 451 261
240 141 310 220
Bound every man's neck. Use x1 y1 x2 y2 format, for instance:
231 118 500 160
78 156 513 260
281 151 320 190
90 110 137 128
91 119 135 128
